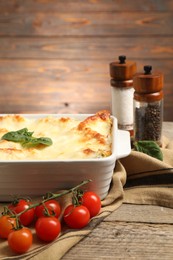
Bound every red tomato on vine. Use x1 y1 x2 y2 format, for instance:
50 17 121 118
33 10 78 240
8 199 35 226
63 204 90 229
8 227 33 253
35 199 61 218
35 216 61 242
80 191 101 217
0 215 16 239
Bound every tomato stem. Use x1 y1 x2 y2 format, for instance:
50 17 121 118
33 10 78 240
71 189 83 206
14 179 92 218
14 215 23 230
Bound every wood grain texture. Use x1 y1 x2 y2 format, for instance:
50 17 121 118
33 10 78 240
0 12 172 36
62 220 173 259
1 0 173 13
63 202 173 259
0 0 172 120
105 204 173 223
0 37 173 59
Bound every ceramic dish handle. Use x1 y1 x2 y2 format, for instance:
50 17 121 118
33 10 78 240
116 130 131 160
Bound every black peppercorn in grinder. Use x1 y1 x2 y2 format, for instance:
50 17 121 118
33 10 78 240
133 65 164 145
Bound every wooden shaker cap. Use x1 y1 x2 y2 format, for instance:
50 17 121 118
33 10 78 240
133 65 163 94
109 55 137 80
134 90 163 102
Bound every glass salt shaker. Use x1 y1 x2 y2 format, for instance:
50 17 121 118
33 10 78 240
109 55 137 136
133 65 164 145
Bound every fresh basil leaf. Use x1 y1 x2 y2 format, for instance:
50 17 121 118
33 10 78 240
1 128 30 142
22 137 53 148
37 137 53 146
1 128 53 148
133 140 163 161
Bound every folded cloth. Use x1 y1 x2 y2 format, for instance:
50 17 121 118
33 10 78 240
0 137 173 259
121 137 173 208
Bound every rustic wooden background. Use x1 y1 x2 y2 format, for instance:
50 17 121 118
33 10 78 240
0 0 173 120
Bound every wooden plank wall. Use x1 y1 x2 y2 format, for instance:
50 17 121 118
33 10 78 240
0 0 173 120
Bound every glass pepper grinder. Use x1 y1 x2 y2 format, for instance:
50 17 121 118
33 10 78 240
109 55 137 136
133 65 164 145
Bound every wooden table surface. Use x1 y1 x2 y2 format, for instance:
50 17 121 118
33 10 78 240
62 123 173 260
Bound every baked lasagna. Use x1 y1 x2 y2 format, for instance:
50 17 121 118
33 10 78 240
0 110 113 160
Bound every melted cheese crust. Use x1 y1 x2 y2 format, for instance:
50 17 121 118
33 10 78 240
0 110 112 160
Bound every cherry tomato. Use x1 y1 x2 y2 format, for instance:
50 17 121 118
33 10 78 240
81 191 101 218
35 199 61 218
63 205 90 229
35 216 61 242
8 199 35 226
8 227 33 254
0 215 16 239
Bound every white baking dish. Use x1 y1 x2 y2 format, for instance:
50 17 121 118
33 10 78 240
0 114 131 201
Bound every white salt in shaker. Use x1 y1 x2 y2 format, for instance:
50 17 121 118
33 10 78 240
109 55 137 136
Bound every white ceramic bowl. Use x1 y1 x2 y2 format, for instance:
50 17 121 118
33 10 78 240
0 114 131 201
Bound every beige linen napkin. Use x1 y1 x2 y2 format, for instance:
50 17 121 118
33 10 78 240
0 138 173 259
122 137 173 208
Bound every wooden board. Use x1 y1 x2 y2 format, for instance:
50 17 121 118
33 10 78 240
62 204 173 259
0 12 173 36
0 0 172 120
1 0 173 13
0 37 173 59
